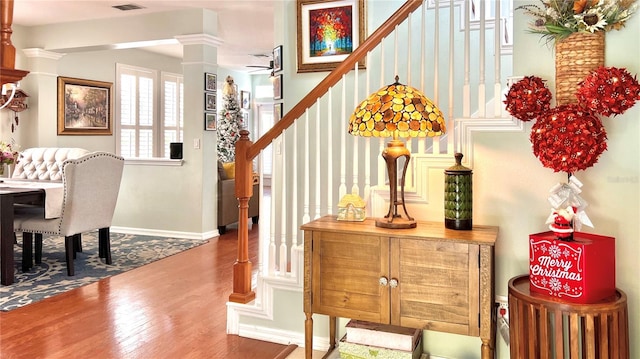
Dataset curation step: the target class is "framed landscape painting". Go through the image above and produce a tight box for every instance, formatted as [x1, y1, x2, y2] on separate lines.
[296, 0, 366, 73]
[57, 76, 113, 135]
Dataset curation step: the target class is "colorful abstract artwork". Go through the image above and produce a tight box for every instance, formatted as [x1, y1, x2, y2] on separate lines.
[297, 0, 365, 72]
[308, 6, 353, 57]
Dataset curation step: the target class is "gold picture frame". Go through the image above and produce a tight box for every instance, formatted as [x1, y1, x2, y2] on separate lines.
[57, 76, 113, 135]
[296, 0, 366, 73]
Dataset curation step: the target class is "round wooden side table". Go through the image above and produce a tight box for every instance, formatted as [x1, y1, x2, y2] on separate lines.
[508, 275, 629, 359]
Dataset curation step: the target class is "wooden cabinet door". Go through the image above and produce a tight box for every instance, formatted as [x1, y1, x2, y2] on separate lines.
[391, 237, 480, 336]
[311, 231, 390, 324]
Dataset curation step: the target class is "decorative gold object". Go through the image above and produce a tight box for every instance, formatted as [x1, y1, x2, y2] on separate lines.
[337, 191, 366, 222]
[349, 75, 446, 229]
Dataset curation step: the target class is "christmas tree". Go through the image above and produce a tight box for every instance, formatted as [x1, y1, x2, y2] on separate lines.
[217, 76, 242, 163]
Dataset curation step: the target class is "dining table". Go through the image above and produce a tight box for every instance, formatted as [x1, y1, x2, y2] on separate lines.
[0, 179, 63, 285]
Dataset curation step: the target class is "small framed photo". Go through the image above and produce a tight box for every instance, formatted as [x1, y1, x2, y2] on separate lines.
[274, 103, 283, 122]
[241, 90, 251, 110]
[205, 112, 216, 131]
[205, 92, 216, 111]
[273, 45, 283, 73]
[273, 74, 283, 100]
[205, 73, 217, 91]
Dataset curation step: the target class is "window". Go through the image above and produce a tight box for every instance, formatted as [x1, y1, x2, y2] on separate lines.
[116, 64, 183, 159]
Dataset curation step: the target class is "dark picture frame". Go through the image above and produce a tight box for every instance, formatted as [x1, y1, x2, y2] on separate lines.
[57, 76, 113, 135]
[274, 103, 283, 122]
[296, 0, 366, 73]
[205, 92, 216, 111]
[205, 112, 216, 131]
[205, 73, 217, 91]
[241, 90, 251, 110]
[273, 74, 283, 100]
[273, 45, 283, 73]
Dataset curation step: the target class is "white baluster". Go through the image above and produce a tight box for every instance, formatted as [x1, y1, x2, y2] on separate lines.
[463, 0, 471, 120]
[327, 88, 333, 215]
[494, 0, 503, 117]
[447, 0, 455, 154]
[280, 130, 287, 274]
[269, 136, 277, 276]
[478, 0, 486, 117]
[339, 75, 347, 200]
[351, 64, 359, 196]
[363, 60, 371, 202]
[315, 100, 321, 219]
[290, 120, 299, 278]
[302, 110, 310, 225]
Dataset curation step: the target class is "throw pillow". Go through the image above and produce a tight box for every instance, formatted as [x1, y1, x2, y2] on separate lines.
[222, 162, 235, 179]
[218, 161, 228, 180]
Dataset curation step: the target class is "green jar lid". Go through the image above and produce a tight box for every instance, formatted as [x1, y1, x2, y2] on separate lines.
[445, 153, 472, 174]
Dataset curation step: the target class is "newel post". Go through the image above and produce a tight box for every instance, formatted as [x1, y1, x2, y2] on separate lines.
[228, 129, 256, 303]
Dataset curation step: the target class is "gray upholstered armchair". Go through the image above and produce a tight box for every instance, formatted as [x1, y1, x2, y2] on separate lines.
[15, 152, 125, 276]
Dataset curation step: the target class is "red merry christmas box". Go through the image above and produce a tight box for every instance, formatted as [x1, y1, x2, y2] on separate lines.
[529, 231, 616, 303]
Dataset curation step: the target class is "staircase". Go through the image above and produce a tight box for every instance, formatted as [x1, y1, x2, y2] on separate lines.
[227, 0, 521, 348]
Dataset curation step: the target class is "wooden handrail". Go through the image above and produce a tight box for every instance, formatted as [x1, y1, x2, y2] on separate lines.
[247, 0, 423, 161]
[229, 0, 423, 304]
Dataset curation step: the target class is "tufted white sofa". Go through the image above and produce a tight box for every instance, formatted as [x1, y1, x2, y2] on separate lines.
[12, 148, 91, 181]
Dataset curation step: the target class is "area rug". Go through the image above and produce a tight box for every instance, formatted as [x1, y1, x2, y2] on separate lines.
[0, 232, 208, 311]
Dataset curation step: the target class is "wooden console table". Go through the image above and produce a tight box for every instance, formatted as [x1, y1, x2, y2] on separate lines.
[302, 216, 498, 359]
[508, 275, 629, 359]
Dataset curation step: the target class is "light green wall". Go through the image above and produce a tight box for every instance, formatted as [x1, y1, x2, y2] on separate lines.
[241, 1, 640, 358]
[6, 10, 252, 236]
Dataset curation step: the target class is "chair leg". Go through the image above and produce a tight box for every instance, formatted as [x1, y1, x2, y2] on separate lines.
[99, 227, 112, 265]
[70, 234, 82, 259]
[35, 233, 43, 264]
[73, 233, 83, 253]
[22, 232, 33, 272]
[64, 236, 75, 276]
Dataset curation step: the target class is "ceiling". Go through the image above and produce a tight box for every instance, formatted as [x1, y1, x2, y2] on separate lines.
[11, 0, 276, 73]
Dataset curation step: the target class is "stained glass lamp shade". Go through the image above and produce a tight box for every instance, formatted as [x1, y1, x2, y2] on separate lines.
[349, 76, 446, 228]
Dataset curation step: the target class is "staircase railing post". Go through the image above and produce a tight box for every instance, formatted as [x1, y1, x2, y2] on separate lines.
[228, 129, 256, 303]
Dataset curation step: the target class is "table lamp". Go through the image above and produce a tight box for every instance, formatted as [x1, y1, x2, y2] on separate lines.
[349, 76, 446, 228]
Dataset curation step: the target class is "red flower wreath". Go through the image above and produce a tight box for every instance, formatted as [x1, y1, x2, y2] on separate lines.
[530, 104, 608, 173]
[504, 76, 552, 121]
[576, 66, 640, 117]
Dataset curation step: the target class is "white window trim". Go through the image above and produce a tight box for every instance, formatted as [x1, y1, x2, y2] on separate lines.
[115, 63, 184, 165]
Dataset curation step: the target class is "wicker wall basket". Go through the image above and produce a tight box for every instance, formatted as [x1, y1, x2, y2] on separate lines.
[555, 32, 605, 105]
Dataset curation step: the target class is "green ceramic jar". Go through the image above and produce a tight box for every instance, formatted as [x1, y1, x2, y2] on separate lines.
[444, 153, 472, 230]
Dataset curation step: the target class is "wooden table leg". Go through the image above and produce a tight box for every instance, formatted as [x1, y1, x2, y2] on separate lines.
[329, 316, 337, 351]
[0, 195, 15, 285]
[305, 312, 313, 359]
[481, 338, 494, 359]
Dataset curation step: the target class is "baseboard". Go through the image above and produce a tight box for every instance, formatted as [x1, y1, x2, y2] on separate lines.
[111, 226, 218, 240]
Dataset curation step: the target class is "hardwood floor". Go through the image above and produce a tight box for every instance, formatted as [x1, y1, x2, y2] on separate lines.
[0, 223, 295, 359]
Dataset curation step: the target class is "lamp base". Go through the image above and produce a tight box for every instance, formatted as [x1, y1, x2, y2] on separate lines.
[375, 217, 417, 229]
